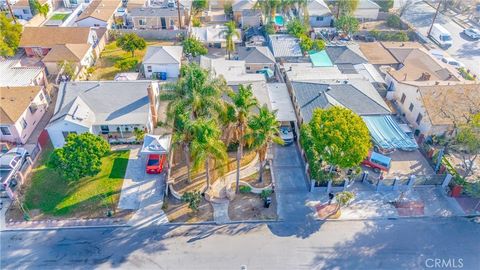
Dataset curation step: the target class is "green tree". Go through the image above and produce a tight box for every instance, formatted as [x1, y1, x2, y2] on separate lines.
[299, 34, 313, 52]
[254, 0, 280, 23]
[224, 0, 233, 18]
[330, 0, 359, 18]
[0, 13, 22, 57]
[452, 113, 480, 178]
[182, 37, 208, 57]
[386, 14, 402, 29]
[225, 85, 258, 193]
[170, 105, 195, 182]
[190, 118, 228, 190]
[264, 21, 276, 35]
[300, 107, 371, 171]
[286, 18, 308, 38]
[374, 0, 393, 12]
[334, 15, 360, 35]
[192, 0, 209, 16]
[32, 0, 49, 18]
[335, 191, 355, 210]
[246, 105, 283, 183]
[116, 33, 146, 57]
[223, 21, 240, 60]
[312, 39, 326, 51]
[114, 58, 138, 71]
[57, 60, 77, 78]
[181, 191, 202, 212]
[48, 133, 110, 181]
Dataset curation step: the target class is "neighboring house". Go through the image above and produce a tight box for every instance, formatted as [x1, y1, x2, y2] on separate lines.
[358, 42, 400, 68]
[0, 86, 49, 144]
[267, 34, 302, 60]
[191, 26, 242, 48]
[307, 0, 332, 27]
[11, 0, 52, 20]
[353, 0, 380, 20]
[325, 45, 368, 73]
[232, 0, 260, 27]
[63, 0, 90, 8]
[0, 58, 47, 87]
[200, 56, 265, 85]
[46, 81, 160, 148]
[75, 0, 121, 28]
[235, 46, 275, 73]
[142, 46, 182, 79]
[129, 6, 185, 30]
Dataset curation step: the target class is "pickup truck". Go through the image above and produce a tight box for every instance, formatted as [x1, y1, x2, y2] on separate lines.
[0, 148, 28, 198]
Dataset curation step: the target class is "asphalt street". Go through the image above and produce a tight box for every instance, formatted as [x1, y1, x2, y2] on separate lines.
[401, 1, 480, 75]
[1, 218, 479, 270]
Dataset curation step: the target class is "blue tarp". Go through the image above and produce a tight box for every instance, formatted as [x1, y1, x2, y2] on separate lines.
[362, 115, 418, 151]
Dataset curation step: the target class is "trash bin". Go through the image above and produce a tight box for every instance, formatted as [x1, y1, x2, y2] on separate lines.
[264, 197, 271, 208]
[450, 185, 463, 197]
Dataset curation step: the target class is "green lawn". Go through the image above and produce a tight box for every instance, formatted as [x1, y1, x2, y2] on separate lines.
[90, 40, 174, 80]
[24, 148, 130, 217]
[50, 13, 69, 21]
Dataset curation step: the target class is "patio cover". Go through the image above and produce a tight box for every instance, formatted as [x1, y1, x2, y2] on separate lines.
[140, 134, 172, 155]
[362, 115, 418, 151]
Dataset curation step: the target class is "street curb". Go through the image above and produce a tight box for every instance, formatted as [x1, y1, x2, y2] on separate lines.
[1, 224, 130, 232]
[162, 219, 282, 226]
[320, 213, 480, 222]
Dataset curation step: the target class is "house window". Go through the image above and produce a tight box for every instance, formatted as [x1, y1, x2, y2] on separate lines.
[316, 16, 324, 21]
[416, 113, 423, 125]
[23, 9, 30, 14]
[139, 19, 146, 26]
[20, 118, 27, 129]
[0, 126, 11, 136]
[400, 93, 406, 104]
[93, 24, 100, 27]
[147, 66, 152, 72]
[409, 103, 414, 112]
[62, 131, 77, 139]
[100, 125, 109, 134]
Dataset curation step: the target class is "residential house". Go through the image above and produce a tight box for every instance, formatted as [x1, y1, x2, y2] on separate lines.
[0, 86, 49, 144]
[307, 0, 332, 27]
[200, 56, 265, 85]
[129, 6, 185, 30]
[232, 0, 261, 27]
[325, 45, 368, 73]
[191, 25, 242, 48]
[142, 46, 183, 79]
[235, 46, 275, 73]
[75, 0, 121, 28]
[267, 34, 303, 60]
[63, 0, 90, 8]
[11, 0, 52, 20]
[353, 0, 380, 21]
[358, 42, 400, 68]
[0, 58, 47, 87]
[46, 81, 160, 148]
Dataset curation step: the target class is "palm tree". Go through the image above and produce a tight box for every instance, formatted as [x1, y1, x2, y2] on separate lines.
[225, 85, 258, 193]
[171, 105, 195, 183]
[223, 21, 240, 60]
[32, 0, 50, 18]
[190, 118, 228, 191]
[255, 0, 280, 23]
[246, 105, 284, 182]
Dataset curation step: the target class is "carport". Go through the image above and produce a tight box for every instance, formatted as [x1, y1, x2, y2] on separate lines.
[267, 83, 298, 141]
[362, 115, 418, 151]
[140, 134, 171, 157]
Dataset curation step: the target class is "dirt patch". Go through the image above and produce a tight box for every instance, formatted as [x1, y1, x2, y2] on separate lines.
[315, 203, 340, 220]
[241, 168, 272, 188]
[164, 195, 213, 223]
[228, 193, 277, 221]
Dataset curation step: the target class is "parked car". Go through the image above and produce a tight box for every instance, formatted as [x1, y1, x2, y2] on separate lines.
[146, 154, 166, 174]
[429, 23, 453, 48]
[441, 57, 465, 69]
[279, 126, 294, 145]
[463, 28, 480, 39]
[0, 148, 28, 195]
[361, 151, 391, 173]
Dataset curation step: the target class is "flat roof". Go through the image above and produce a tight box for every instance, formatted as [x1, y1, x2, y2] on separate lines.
[266, 83, 296, 122]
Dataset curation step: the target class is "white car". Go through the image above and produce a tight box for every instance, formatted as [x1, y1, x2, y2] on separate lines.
[463, 28, 480, 39]
[441, 57, 465, 69]
[279, 126, 294, 145]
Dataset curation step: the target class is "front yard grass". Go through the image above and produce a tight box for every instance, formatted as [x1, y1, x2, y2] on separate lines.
[50, 13, 69, 21]
[23, 146, 130, 218]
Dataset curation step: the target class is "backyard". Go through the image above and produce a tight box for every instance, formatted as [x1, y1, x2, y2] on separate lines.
[8, 145, 131, 220]
[50, 13, 70, 21]
[90, 40, 175, 80]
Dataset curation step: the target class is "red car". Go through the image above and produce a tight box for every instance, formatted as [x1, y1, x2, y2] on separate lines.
[146, 154, 166, 174]
[361, 151, 391, 173]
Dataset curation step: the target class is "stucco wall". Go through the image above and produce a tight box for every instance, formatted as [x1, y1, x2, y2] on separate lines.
[143, 63, 180, 79]
[47, 121, 91, 148]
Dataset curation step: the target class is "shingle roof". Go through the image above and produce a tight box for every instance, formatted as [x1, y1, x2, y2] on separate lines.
[325, 45, 368, 65]
[19, 27, 91, 47]
[359, 42, 398, 65]
[42, 44, 91, 62]
[268, 34, 302, 58]
[0, 86, 43, 124]
[76, 0, 120, 22]
[308, 0, 331, 16]
[291, 81, 390, 122]
[0, 59, 44, 87]
[236, 46, 275, 64]
[143, 46, 182, 64]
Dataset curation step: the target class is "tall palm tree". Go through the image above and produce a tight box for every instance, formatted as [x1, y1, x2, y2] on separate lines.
[225, 85, 258, 193]
[223, 21, 240, 60]
[190, 118, 228, 191]
[246, 105, 284, 182]
[170, 105, 194, 183]
[255, 0, 280, 23]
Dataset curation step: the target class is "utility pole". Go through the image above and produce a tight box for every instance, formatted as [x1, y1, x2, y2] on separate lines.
[5, 0, 17, 24]
[176, 0, 182, 29]
[427, 1, 442, 36]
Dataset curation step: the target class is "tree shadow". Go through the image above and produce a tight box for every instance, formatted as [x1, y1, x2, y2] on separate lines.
[109, 158, 129, 179]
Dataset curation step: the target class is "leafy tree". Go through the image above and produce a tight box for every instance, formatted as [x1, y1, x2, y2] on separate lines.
[264, 22, 276, 35]
[48, 133, 110, 181]
[330, 0, 359, 18]
[224, 0, 233, 18]
[116, 33, 146, 57]
[312, 39, 326, 51]
[300, 107, 371, 171]
[335, 191, 355, 209]
[334, 15, 360, 35]
[190, 118, 228, 191]
[191, 17, 201, 27]
[386, 14, 402, 29]
[374, 0, 393, 12]
[57, 60, 77, 78]
[114, 58, 138, 71]
[182, 37, 207, 57]
[452, 113, 480, 178]
[286, 18, 308, 38]
[133, 128, 145, 141]
[0, 13, 22, 57]
[181, 191, 202, 212]
[223, 21, 240, 60]
[224, 85, 258, 193]
[299, 34, 313, 52]
[246, 105, 283, 183]
[192, 0, 209, 16]
[32, 0, 49, 18]
[254, 0, 280, 23]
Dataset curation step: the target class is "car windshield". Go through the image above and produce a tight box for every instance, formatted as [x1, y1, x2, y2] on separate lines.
[147, 159, 159, 166]
[441, 35, 452, 41]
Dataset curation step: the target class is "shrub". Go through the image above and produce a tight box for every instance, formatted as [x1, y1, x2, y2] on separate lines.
[386, 14, 402, 29]
[264, 22, 276, 35]
[260, 189, 273, 200]
[239, 185, 252, 193]
[335, 191, 355, 207]
[114, 58, 138, 71]
[192, 17, 201, 27]
[312, 39, 326, 51]
[133, 128, 145, 141]
[287, 19, 308, 38]
[299, 34, 313, 52]
[181, 191, 202, 212]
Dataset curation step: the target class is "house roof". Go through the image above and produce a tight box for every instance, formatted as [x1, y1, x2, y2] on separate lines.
[284, 62, 365, 82]
[126, 0, 146, 10]
[232, 0, 256, 12]
[191, 26, 241, 43]
[236, 46, 275, 64]
[266, 83, 296, 122]
[0, 86, 43, 124]
[19, 27, 91, 47]
[42, 44, 91, 62]
[0, 59, 44, 87]
[325, 45, 368, 65]
[129, 6, 184, 17]
[76, 0, 120, 22]
[419, 83, 480, 126]
[308, 0, 331, 16]
[268, 34, 302, 58]
[49, 81, 155, 127]
[143, 46, 182, 64]
[358, 0, 380, 9]
[291, 81, 391, 122]
[359, 42, 399, 65]
[200, 56, 265, 85]
[13, 0, 48, 7]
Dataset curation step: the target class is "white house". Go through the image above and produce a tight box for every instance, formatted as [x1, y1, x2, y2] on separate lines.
[142, 46, 182, 79]
[308, 0, 333, 27]
[190, 26, 242, 48]
[46, 81, 160, 148]
[354, 0, 380, 21]
[74, 0, 121, 28]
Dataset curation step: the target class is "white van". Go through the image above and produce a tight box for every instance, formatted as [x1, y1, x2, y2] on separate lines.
[429, 23, 453, 48]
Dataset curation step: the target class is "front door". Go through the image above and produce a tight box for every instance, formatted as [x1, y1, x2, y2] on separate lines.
[161, 18, 166, 29]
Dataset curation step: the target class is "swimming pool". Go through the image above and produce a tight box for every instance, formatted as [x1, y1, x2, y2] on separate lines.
[274, 15, 284, 26]
[309, 50, 333, 67]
